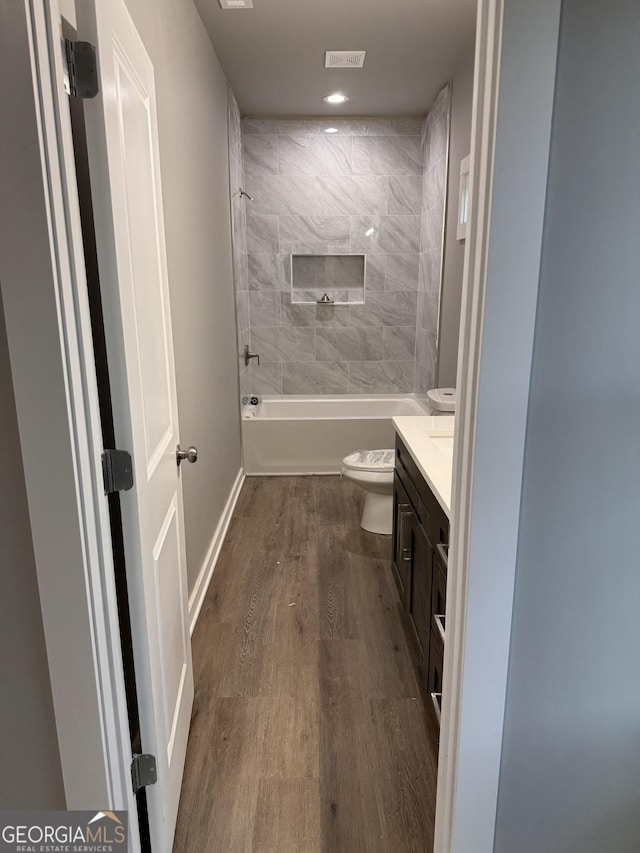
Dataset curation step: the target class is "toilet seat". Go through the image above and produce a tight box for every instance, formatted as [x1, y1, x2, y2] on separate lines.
[342, 449, 395, 473]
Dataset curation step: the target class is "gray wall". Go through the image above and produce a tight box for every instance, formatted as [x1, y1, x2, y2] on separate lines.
[494, 2, 640, 850]
[121, 0, 242, 594]
[238, 117, 430, 395]
[438, 49, 475, 388]
[0, 295, 65, 808]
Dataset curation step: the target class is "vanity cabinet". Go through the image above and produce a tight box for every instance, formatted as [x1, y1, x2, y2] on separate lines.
[392, 435, 450, 734]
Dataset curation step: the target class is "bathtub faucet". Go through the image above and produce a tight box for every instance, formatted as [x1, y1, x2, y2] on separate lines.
[244, 345, 260, 366]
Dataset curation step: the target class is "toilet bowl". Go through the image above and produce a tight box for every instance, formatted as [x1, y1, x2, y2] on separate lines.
[341, 449, 395, 535]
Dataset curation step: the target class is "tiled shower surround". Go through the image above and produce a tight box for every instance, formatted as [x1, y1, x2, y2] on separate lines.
[228, 93, 450, 397]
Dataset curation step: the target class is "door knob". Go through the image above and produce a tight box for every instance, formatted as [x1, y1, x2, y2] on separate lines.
[176, 444, 198, 467]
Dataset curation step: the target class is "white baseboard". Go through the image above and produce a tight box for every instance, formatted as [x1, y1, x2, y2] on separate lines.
[246, 470, 340, 476]
[188, 467, 245, 635]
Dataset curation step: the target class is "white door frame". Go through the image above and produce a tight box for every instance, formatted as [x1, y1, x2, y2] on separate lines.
[435, 0, 562, 851]
[4, 0, 562, 850]
[2, 0, 140, 843]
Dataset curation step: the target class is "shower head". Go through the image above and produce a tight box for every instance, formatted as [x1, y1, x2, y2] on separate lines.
[239, 188, 253, 200]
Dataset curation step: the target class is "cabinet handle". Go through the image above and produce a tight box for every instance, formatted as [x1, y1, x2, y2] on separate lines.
[399, 508, 413, 561]
[433, 613, 445, 644]
[430, 692, 442, 726]
[436, 542, 449, 568]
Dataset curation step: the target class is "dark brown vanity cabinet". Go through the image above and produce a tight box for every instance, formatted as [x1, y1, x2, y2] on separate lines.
[392, 435, 450, 732]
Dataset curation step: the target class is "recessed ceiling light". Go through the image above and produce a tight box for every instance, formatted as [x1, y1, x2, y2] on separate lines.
[324, 127, 339, 133]
[218, 0, 253, 8]
[323, 93, 349, 105]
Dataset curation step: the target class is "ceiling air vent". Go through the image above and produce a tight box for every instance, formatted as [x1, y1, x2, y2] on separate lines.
[218, 0, 253, 8]
[324, 51, 366, 69]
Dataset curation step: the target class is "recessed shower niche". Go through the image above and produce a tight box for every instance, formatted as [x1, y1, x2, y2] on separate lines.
[291, 254, 366, 304]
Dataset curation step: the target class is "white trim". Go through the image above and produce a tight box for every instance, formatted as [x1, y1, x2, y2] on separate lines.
[188, 468, 245, 634]
[434, 1, 504, 846]
[2, 0, 140, 832]
[434, 0, 562, 851]
[456, 155, 470, 241]
[245, 471, 339, 477]
[33, 0, 138, 819]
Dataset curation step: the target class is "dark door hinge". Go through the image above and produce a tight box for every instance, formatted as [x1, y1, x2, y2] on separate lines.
[131, 753, 157, 794]
[64, 38, 99, 99]
[102, 449, 134, 495]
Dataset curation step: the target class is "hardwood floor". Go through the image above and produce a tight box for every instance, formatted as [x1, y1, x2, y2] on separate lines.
[173, 476, 438, 853]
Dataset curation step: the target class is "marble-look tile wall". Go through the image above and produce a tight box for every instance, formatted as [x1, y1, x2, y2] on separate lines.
[240, 116, 425, 395]
[415, 86, 451, 397]
[227, 104, 450, 399]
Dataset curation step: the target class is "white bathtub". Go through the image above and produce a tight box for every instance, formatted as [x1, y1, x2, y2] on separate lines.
[241, 394, 430, 475]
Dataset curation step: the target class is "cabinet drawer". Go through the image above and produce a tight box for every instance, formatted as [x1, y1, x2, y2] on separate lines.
[434, 541, 449, 576]
[396, 435, 450, 547]
[432, 507, 450, 549]
[396, 436, 429, 517]
[431, 559, 447, 630]
[394, 448, 420, 514]
[428, 627, 444, 731]
[427, 502, 449, 552]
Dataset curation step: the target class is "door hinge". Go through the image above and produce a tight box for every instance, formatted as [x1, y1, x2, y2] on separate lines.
[102, 449, 134, 494]
[64, 38, 99, 99]
[131, 754, 157, 794]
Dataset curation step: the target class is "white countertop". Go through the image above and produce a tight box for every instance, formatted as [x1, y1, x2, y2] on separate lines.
[392, 416, 455, 518]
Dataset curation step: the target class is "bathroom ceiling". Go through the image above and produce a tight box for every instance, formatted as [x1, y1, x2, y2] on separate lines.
[194, 0, 477, 117]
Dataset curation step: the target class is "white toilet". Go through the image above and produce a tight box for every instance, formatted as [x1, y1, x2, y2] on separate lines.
[341, 449, 395, 535]
[342, 391, 456, 535]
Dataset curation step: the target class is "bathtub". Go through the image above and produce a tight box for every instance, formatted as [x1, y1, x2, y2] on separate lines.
[241, 394, 430, 475]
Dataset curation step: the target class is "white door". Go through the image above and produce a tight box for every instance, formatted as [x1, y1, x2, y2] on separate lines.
[77, 2, 194, 850]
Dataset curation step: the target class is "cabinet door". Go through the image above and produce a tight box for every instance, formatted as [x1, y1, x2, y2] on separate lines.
[392, 474, 414, 608]
[409, 517, 433, 661]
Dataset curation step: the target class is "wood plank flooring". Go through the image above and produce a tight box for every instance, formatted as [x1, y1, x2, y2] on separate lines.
[173, 476, 438, 853]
